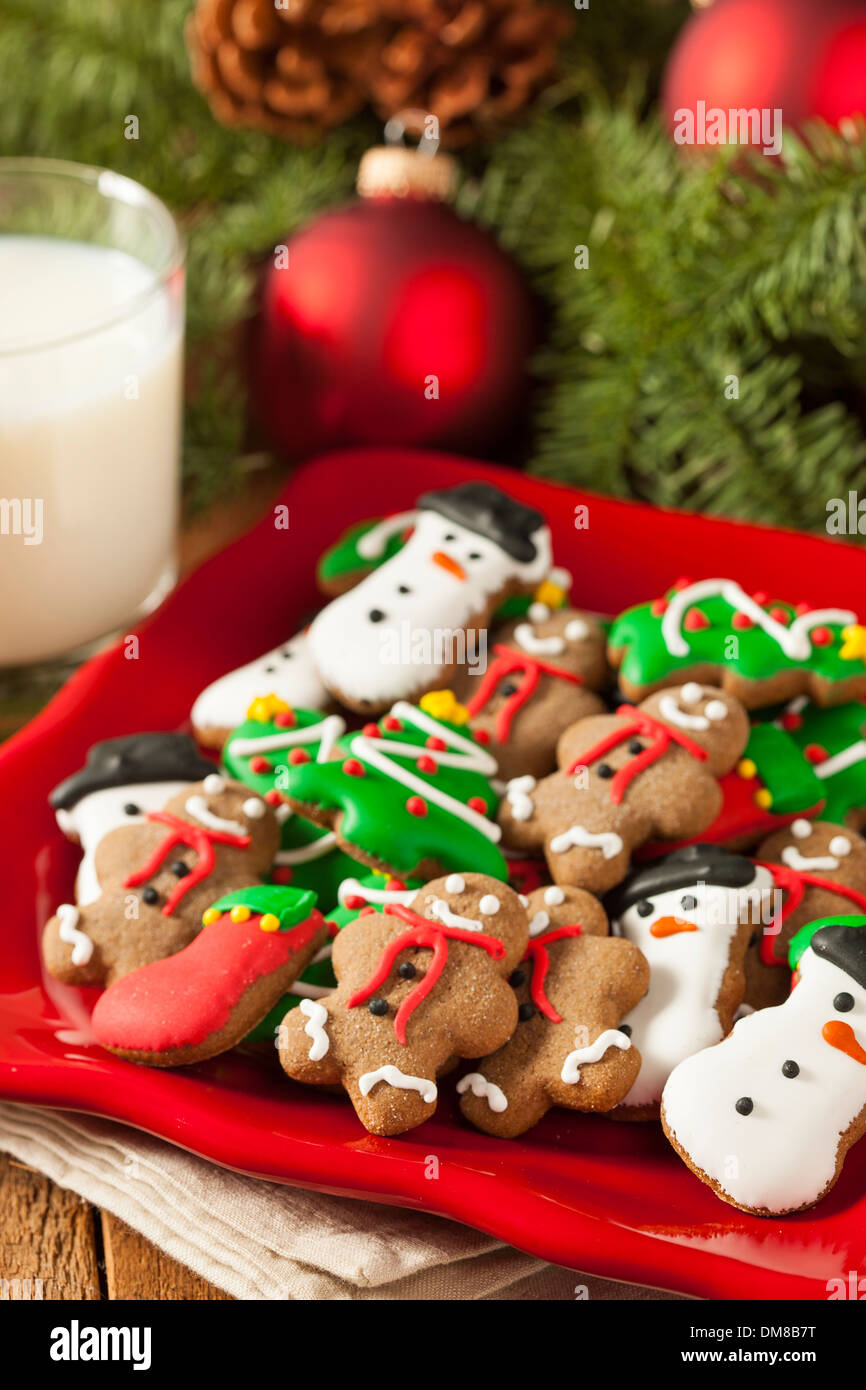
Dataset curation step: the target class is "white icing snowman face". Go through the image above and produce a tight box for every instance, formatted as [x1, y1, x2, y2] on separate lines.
[662, 944, 866, 1213]
[309, 510, 551, 704]
[56, 781, 189, 906]
[613, 869, 773, 1108]
[780, 818, 853, 872]
[191, 630, 328, 735]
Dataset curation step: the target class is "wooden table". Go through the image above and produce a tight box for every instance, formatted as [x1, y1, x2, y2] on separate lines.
[0, 461, 286, 1302]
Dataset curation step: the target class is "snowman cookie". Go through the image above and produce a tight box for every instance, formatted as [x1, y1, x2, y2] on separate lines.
[50, 733, 216, 907]
[608, 577, 866, 709]
[606, 845, 774, 1119]
[43, 774, 280, 987]
[458, 884, 647, 1137]
[191, 630, 329, 751]
[744, 819, 866, 1009]
[308, 482, 552, 713]
[452, 605, 609, 783]
[662, 914, 866, 1214]
[316, 512, 417, 596]
[278, 874, 530, 1135]
[498, 684, 750, 894]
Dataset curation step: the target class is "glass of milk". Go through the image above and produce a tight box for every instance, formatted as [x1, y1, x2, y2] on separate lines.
[0, 159, 184, 670]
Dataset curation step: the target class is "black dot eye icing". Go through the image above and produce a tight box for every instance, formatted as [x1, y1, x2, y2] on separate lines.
[636, 900, 654, 917]
[467, 551, 482, 560]
[628, 739, 643, 754]
[597, 763, 614, 779]
[680, 895, 698, 912]
[834, 992, 855, 1013]
[619, 1024, 632, 1037]
[123, 802, 141, 816]
[397, 584, 412, 594]
[368, 609, 386, 623]
[281, 649, 294, 659]
[735, 1097, 753, 1116]
[518, 1001, 536, 1022]
[782, 1060, 799, 1078]
[368, 998, 389, 1016]
[443, 532, 456, 542]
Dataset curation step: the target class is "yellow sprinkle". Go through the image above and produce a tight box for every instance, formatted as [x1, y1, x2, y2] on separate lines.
[202, 907, 221, 926]
[533, 580, 567, 609]
[754, 789, 773, 809]
[737, 758, 757, 780]
[230, 904, 251, 923]
[246, 693, 292, 723]
[259, 913, 281, 933]
[840, 624, 866, 662]
[419, 689, 469, 725]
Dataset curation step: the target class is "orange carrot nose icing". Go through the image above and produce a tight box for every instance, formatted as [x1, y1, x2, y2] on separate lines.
[649, 915, 698, 938]
[431, 551, 467, 581]
[822, 1019, 866, 1065]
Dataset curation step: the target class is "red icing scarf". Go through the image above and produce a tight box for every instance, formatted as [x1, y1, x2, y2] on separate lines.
[755, 859, 866, 967]
[124, 810, 252, 917]
[522, 925, 584, 1023]
[566, 704, 708, 805]
[466, 644, 582, 744]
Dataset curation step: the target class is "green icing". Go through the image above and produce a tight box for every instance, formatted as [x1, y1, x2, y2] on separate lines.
[223, 709, 360, 911]
[743, 722, 824, 815]
[788, 914, 866, 971]
[316, 518, 407, 588]
[207, 883, 317, 929]
[773, 700, 866, 825]
[609, 582, 865, 691]
[284, 707, 507, 880]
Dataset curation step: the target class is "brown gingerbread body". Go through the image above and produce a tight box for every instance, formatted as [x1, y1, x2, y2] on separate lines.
[278, 873, 529, 1135]
[42, 777, 280, 987]
[497, 686, 749, 894]
[453, 605, 609, 782]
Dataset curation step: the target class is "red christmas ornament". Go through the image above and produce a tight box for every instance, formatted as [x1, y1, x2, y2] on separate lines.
[663, 0, 866, 152]
[250, 125, 536, 459]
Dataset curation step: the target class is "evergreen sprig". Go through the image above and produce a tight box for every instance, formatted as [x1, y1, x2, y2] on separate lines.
[3, 0, 864, 534]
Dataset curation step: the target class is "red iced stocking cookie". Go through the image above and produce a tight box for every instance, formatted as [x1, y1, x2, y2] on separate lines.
[278, 873, 529, 1135]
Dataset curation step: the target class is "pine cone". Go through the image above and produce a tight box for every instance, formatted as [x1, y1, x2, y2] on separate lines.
[187, 0, 574, 146]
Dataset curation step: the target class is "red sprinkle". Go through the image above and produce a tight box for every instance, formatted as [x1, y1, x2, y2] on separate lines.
[249, 755, 271, 774]
[383, 716, 403, 732]
[271, 865, 293, 884]
[752, 590, 769, 606]
[672, 576, 693, 591]
[780, 712, 803, 731]
[345, 894, 366, 910]
[794, 602, 812, 616]
[426, 736, 446, 751]
[359, 906, 376, 916]
[264, 789, 284, 805]
[289, 748, 311, 765]
[342, 758, 365, 777]
[362, 722, 380, 738]
[406, 796, 428, 817]
[650, 598, 668, 617]
[417, 755, 437, 774]
[386, 878, 407, 891]
[684, 607, 710, 631]
[804, 743, 829, 764]
[274, 711, 297, 728]
[326, 920, 340, 937]
[811, 626, 833, 646]
[468, 796, 487, 814]
[473, 728, 491, 744]
[732, 611, 754, 630]
[768, 606, 790, 625]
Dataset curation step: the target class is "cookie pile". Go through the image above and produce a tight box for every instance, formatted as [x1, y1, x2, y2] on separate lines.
[42, 483, 866, 1217]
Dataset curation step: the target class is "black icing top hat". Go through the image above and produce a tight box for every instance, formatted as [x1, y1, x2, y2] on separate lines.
[50, 733, 215, 811]
[417, 483, 546, 563]
[605, 844, 759, 920]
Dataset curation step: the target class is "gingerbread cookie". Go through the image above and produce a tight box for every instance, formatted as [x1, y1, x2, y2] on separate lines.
[452, 604, 609, 782]
[308, 483, 552, 713]
[458, 884, 647, 1137]
[50, 733, 215, 907]
[191, 630, 329, 751]
[278, 873, 529, 1135]
[608, 577, 866, 710]
[43, 774, 280, 987]
[606, 846, 773, 1119]
[279, 693, 507, 882]
[498, 685, 750, 894]
[662, 914, 866, 1215]
[91, 885, 328, 1067]
[744, 819, 866, 1009]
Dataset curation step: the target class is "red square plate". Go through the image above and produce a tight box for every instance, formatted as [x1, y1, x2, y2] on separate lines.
[2, 449, 865, 1300]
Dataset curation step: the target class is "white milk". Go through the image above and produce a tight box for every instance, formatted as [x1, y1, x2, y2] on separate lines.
[0, 237, 183, 664]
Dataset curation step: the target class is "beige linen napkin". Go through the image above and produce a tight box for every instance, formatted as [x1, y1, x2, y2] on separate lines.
[0, 1102, 681, 1301]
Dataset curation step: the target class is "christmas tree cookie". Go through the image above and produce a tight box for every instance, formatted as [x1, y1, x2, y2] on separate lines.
[768, 696, 866, 830]
[91, 884, 328, 1066]
[608, 577, 866, 709]
[279, 692, 508, 882]
[222, 697, 359, 911]
[662, 914, 866, 1215]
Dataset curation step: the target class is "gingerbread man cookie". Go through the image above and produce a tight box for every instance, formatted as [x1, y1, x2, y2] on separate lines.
[452, 604, 609, 782]
[458, 884, 647, 1137]
[744, 819, 866, 1009]
[498, 684, 750, 894]
[278, 873, 529, 1135]
[43, 774, 280, 987]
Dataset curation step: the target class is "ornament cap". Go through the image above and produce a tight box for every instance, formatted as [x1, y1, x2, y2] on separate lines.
[357, 146, 457, 202]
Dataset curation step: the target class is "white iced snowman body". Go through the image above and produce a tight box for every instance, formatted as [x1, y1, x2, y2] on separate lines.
[662, 945, 866, 1212]
[309, 509, 552, 707]
[613, 870, 773, 1108]
[56, 782, 188, 906]
[191, 631, 328, 738]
